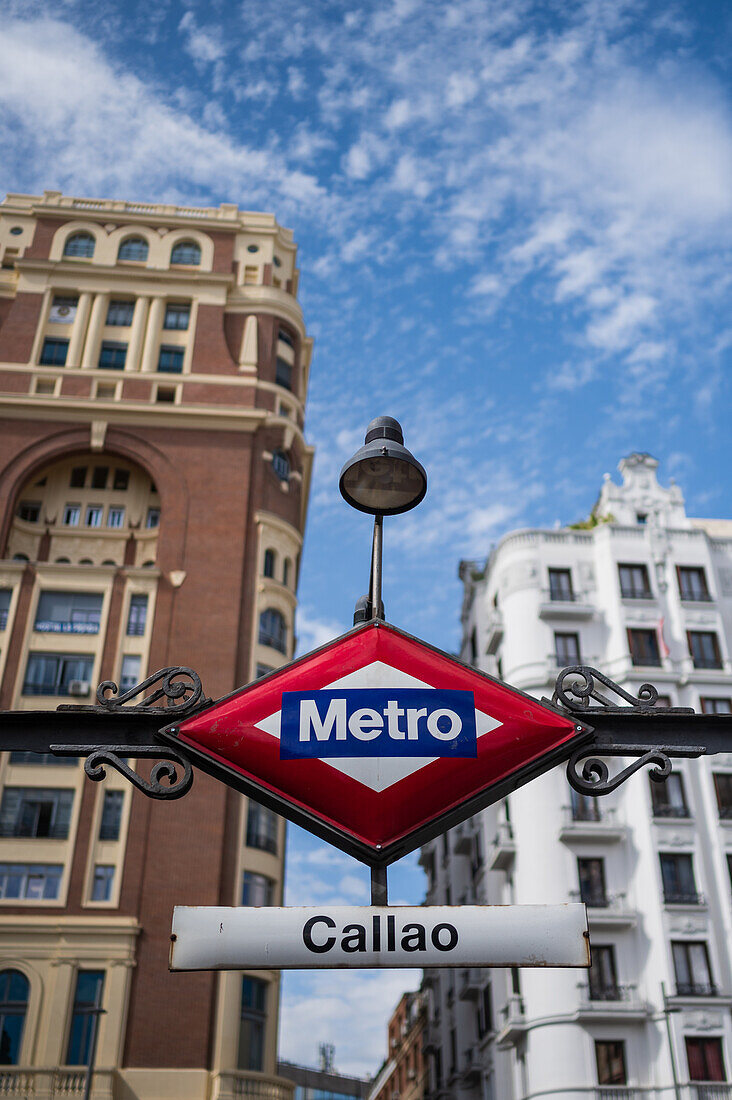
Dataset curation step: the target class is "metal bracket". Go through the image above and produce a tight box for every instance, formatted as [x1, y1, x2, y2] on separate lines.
[59, 666, 211, 716]
[52, 745, 194, 800]
[551, 665, 707, 797]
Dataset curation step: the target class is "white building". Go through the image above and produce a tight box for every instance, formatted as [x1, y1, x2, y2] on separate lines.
[421, 454, 732, 1100]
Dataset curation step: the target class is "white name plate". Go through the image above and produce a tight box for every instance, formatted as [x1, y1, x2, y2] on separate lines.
[170, 904, 589, 970]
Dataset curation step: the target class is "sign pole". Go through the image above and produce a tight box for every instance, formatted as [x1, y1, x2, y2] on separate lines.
[371, 864, 388, 905]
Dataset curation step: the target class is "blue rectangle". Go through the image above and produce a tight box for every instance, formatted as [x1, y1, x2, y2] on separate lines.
[280, 688, 477, 759]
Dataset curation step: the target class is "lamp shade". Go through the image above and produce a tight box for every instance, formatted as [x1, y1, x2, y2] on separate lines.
[339, 417, 427, 516]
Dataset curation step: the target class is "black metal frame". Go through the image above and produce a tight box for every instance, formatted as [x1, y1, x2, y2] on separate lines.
[0, 661, 730, 874]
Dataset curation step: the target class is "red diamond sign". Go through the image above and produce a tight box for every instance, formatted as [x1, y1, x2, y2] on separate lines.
[160, 622, 590, 864]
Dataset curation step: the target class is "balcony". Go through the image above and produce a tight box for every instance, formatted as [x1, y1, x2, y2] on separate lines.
[663, 891, 706, 909]
[560, 805, 629, 843]
[461, 1047, 481, 1086]
[576, 982, 650, 1022]
[539, 591, 596, 620]
[485, 608, 503, 655]
[488, 821, 515, 871]
[675, 982, 718, 998]
[452, 820, 473, 855]
[570, 890, 637, 928]
[458, 968, 484, 1001]
[214, 1072, 295, 1099]
[495, 994, 526, 1049]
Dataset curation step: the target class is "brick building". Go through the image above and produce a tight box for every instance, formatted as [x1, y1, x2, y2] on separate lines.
[369, 990, 426, 1100]
[0, 190, 314, 1098]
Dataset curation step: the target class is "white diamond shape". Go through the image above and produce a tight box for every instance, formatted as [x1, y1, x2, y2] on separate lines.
[254, 660, 502, 792]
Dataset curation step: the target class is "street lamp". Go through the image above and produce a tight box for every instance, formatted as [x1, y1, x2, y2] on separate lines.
[339, 416, 427, 624]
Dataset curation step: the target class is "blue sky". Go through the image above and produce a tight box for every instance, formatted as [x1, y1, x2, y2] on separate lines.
[2, 0, 732, 1076]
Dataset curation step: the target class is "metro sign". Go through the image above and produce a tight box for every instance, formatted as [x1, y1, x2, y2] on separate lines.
[160, 621, 591, 864]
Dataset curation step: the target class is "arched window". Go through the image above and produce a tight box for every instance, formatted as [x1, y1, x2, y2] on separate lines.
[117, 237, 149, 262]
[283, 558, 291, 587]
[0, 969, 29, 1065]
[63, 233, 95, 259]
[263, 549, 276, 578]
[272, 451, 290, 482]
[259, 608, 286, 653]
[170, 240, 201, 266]
[12, 554, 28, 563]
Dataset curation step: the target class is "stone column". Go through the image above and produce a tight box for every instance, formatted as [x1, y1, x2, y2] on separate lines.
[81, 293, 109, 368]
[239, 315, 258, 373]
[126, 296, 150, 371]
[66, 291, 92, 367]
[140, 297, 165, 372]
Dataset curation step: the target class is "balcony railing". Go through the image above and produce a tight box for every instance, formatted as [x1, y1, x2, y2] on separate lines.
[0, 823, 69, 839]
[214, 1072, 295, 1100]
[652, 803, 691, 818]
[663, 891, 705, 906]
[585, 982, 636, 1003]
[675, 982, 718, 997]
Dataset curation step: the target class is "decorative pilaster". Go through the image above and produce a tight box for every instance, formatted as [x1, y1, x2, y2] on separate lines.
[127, 296, 150, 371]
[66, 291, 92, 367]
[140, 297, 165, 372]
[81, 293, 109, 368]
[239, 315, 258, 373]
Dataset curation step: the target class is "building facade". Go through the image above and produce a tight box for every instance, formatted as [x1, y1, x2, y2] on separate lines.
[369, 990, 426, 1100]
[422, 454, 732, 1099]
[0, 190, 314, 1098]
[278, 1047, 371, 1099]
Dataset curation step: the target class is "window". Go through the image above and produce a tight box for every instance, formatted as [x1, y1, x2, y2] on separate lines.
[62, 504, 80, 526]
[23, 653, 93, 696]
[713, 774, 732, 819]
[477, 982, 492, 1038]
[578, 858, 607, 907]
[98, 341, 127, 370]
[35, 592, 103, 635]
[90, 865, 114, 902]
[34, 378, 57, 396]
[283, 558, 291, 587]
[589, 945, 618, 1000]
[688, 631, 723, 670]
[259, 608, 286, 652]
[0, 787, 73, 839]
[246, 802, 278, 854]
[636, 512, 648, 524]
[618, 563, 652, 599]
[241, 871, 275, 907]
[701, 697, 732, 714]
[548, 568, 573, 601]
[9, 752, 76, 766]
[163, 303, 190, 330]
[628, 627, 661, 666]
[243, 265, 258, 284]
[673, 941, 715, 997]
[275, 357, 292, 390]
[145, 507, 160, 529]
[126, 595, 148, 636]
[278, 328, 294, 348]
[595, 1040, 627, 1086]
[0, 865, 62, 900]
[70, 466, 86, 488]
[16, 501, 39, 523]
[239, 977, 266, 1071]
[170, 240, 201, 265]
[119, 656, 141, 693]
[255, 664, 274, 679]
[106, 300, 135, 327]
[272, 451, 290, 482]
[155, 385, 177, 404]
[91, 466, 108, 489]
[0, 970, 29, 1065]
[66, 971, 104, 1065]
[554, 632, 580, 665]
[40, 338, 68, 366]
[157, 346, 184, 373]
[99, 791, 123, 841]
[654, 694, 673, 707]
[660, 853, 700, 904]
[686, 1037, 726, 1083]
[108, 506, 125, 528]
[677, 566, 711, 601]
[0, 591, 10, 632]
[63, 233, 95, 258]
[570, 789, 601, 822]
[85, 505, 103, 528]
[113, 469, 129, 491]
[117, 237, 148, 262]
[650, 773, 689, 818]
[263, 549, 276, 578]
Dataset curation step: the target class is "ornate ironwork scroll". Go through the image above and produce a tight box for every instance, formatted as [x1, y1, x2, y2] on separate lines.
[52, 745, 194, 800]
[566, 743, 673, 796]
[555, 665, 668, 713]
[95, 667, 209, 715]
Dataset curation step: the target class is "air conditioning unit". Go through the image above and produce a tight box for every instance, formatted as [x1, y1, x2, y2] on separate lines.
[68, 680, 90, 696]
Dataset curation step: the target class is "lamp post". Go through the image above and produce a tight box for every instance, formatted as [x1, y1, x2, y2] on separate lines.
[339, 416, 427, 624]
